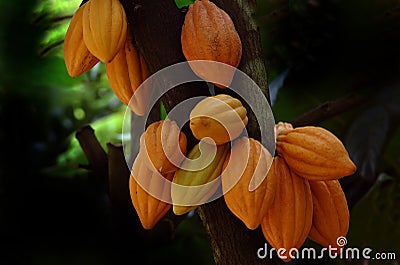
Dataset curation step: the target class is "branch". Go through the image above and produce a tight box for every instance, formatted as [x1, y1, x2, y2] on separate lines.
[291, 93, 367, 127]
[197, 200, 282, 265]
[214, 0, 270, 100]
[107, 142, 142, 243]
[107, 143, 131, 208]
[75, 125, 108, 186]
[38, 40, 64, 58]
[50, 15, 73, 23]
[212, 0, 271, 142]
[256, 4, 289, 24]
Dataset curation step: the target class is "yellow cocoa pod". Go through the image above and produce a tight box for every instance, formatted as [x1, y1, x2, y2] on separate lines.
[64, 3, 99, 77]
[82, 0, 127, 63]
[276, 126, 356, 180]
[308, 180, 349, 252]
[171, 141, 229, 215]
[222, 137, 275, 230]
[106, 34, 151, 115]
[261, 157, 313, 262]
[129, 153, 173, 230]
[140, 120, 187, 174]
[190, 94, 248, 145]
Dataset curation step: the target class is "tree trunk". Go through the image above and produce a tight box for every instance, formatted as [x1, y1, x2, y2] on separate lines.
[119, 0, 281, 264]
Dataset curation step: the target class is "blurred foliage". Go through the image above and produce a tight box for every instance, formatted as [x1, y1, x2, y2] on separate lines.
[33, 0, 82, 56]
[347, 174, 400, 264]
[46, 108, 126, 178]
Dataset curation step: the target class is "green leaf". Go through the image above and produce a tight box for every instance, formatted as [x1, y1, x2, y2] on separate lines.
[347, 174, 400, 253]
[161, 102, 168, 120]
[175, 0, 194, 9]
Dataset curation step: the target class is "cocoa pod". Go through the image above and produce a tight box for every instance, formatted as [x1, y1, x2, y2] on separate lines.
[64, 3, 99, 77]
[140, 120, 187, 174]
[274, 121, 293, 139]
[181, 0, 242, 88]
[129, 153, 173, 230]
[276, 126, 356, 180]
[308, 179, 349, 252]
[106, 34, 151, 115]
[171, 141, 229, 215]
[222, 137, 275, 230]
[190, 94, 248, 145]
[82, 0, 127, 63]
[261, 157, 313, 262]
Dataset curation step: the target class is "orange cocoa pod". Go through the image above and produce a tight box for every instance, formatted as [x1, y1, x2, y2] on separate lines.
[181, 0, 242, 88]
[190, 94, 248, 145]
[106, 33, 151, 115]
[141, 120, 187, 174]
[308, 180, 349, 252]
[276, 126, 356, 180]
[221, 137, 275, 230]
[129, 153, 173, 230]
[274, 121, 293, 139]
[64, 3, 99, 77]
[261, 157, 313, 262]
[82, 0, 127, 63]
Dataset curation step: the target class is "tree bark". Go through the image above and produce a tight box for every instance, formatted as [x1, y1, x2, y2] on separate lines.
[76, 125, 108, 187]
[291, 93, 366, 127]
[120, 0, 280, 264]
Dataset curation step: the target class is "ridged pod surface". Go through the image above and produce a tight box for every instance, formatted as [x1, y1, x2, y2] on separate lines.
[141, 120, 187, 174]
[82, 0, 127, 63]
[129, 153, 173, 230]
[171, 141, 229, 215]
[106, 34, 151, 115]
[181, 0, 242, 88]
[276, 126, 356, 180]
[261, 157, 313, 262]
[308, 180, 349, 251]
[221, 137, 275, 230]
[190, 94, 248, 145]
[64, 3, 99, 77]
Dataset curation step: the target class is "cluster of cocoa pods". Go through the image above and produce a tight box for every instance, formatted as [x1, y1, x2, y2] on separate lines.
[64, 0, 150, 115]
[129, 94, 246, 228]
[262, 122, 356, 261]
[129, 93, 356, 262]
[64, 0, 357, 262]
[64, 0, 242, 115]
